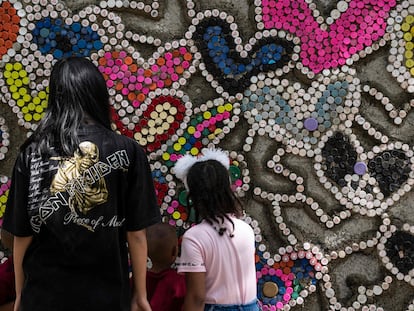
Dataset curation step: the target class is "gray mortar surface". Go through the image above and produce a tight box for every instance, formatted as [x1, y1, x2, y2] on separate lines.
[0, 0, 413, 310]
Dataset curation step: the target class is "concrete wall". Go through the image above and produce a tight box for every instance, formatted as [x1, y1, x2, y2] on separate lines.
[0, 0, 413, 309]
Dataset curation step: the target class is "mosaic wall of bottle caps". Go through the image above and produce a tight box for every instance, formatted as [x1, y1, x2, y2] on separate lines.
[1, 0, 414, 309]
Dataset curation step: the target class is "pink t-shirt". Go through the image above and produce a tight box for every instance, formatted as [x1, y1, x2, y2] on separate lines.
[177, 216, 257, 304]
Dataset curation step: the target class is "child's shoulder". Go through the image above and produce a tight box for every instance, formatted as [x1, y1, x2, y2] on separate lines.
[183, 221, 213, 235]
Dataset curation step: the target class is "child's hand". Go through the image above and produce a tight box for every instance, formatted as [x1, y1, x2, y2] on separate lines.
[13, 296, 20, 311]
[130, 294, 152, 311]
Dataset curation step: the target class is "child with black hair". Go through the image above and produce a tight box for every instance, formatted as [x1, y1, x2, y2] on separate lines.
[174, 149, 259, 311]
[146, 222, 186, 311]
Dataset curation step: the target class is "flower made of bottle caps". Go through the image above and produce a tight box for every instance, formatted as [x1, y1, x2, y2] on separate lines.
[254, 240, 328, 310]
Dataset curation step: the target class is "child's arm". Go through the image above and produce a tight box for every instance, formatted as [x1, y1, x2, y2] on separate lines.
[127, 230, 152, 311]
[13, 236, 32, 311]
[0, 302, 14, 311]
[183, 272, 206, 311]
[0, 229, 14, 251]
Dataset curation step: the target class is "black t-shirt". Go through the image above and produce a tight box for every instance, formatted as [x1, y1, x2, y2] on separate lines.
[3, 123, 161, 311]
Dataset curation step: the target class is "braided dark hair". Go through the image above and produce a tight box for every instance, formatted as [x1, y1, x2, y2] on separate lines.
[186, 159, 243, 234]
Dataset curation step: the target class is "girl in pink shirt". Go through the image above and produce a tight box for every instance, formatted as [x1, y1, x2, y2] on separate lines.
[174, 149, 260, 311]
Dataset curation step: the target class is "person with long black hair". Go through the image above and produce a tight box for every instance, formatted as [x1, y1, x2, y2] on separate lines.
[174, 149, 259, 311]
[3, 57, 160, 311]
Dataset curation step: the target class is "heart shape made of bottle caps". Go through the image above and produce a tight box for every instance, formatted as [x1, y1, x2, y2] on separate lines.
[192, 17, 293, 96]
[258, 0, 396, 73]
[111, 95, 187, 153]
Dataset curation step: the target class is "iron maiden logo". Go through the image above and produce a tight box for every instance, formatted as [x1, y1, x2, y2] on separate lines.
[30, 149, 129, 233]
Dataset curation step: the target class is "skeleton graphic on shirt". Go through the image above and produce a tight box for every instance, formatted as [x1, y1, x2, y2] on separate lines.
[50, 141, 108, 216]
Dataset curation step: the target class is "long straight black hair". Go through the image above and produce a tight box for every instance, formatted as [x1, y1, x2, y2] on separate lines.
[186, 159, 243, 230]
[23, 57, 111, 157]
